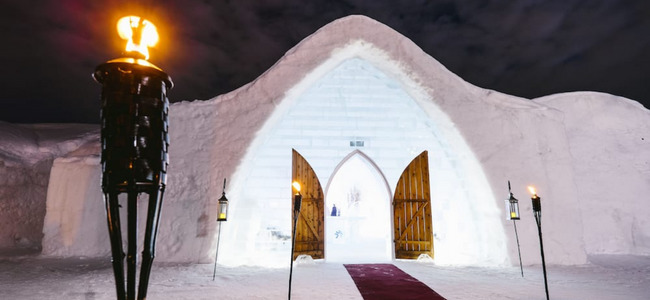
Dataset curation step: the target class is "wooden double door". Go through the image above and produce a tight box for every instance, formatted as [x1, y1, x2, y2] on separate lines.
[291, 149, 433, 260]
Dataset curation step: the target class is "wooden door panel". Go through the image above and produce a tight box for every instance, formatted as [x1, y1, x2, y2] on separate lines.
[292, 149, 324, 259]
[393, 151, 433, 259]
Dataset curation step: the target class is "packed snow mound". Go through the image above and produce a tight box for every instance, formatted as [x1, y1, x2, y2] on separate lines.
[535, 92, 650, 256]
[0, 122, 40, 166]
[6, 15, 650, 269]
[0, 121, 98, 252]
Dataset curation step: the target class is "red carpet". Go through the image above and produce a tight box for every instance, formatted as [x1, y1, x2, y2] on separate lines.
[344, 264, 446, 300]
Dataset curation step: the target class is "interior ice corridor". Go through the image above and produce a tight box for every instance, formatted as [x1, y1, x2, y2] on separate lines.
[325, 151, 392, 262]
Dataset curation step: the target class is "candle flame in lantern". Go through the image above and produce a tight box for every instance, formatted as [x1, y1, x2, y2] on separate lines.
[117, 16, 159, 60]
[528, 186, 537, 196]
[292, 181, 301, 192]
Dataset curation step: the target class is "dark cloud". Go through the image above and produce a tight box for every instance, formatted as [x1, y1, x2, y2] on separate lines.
[0, 0, 648, 124]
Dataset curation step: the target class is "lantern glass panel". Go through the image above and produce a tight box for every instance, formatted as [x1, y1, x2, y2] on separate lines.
[217, 199, 228, 221]
[505, 199, 520, 220]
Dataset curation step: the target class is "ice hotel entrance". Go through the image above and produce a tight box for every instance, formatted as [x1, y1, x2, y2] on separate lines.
[292, 149, 433, 262]
[219, 56, 505, 267]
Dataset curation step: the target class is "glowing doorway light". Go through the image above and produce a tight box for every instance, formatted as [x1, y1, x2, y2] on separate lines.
[325, 154, 391, 263]
[117, 16, 159, 60]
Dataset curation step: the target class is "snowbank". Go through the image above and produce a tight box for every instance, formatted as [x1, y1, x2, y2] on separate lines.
[0, 121, 98, 252]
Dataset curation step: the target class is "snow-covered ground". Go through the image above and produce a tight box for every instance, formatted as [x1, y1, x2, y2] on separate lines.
[1, 253, 648, 299]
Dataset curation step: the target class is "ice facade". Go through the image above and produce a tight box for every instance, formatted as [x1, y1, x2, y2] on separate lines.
[219, 58, 506, 267]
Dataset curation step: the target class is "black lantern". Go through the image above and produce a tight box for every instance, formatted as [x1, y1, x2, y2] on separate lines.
[529, 186, 549, 300]
[505, 181, 520, 220]
[212, 178, 228, 280]
[217, 178, 229, 221]
[93, 16, 172, 300]
[505, 181, 523, 277]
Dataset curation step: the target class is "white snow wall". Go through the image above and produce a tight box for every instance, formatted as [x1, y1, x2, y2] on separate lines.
[537, 93, 650, 256]
[38, 15, 650, 265]
[42, 154, 107, 256]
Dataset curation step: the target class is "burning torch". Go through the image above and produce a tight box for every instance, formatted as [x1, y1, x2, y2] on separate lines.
[93, 16, 172, 300]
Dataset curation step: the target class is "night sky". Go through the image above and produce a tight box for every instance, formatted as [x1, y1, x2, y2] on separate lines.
[1, 0, 649, 124]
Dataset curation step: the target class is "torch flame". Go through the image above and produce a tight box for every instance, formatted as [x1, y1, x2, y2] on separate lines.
[117, 16, 159, 60]
[292, 181, 301, 192]
[527, 185, 537, 196]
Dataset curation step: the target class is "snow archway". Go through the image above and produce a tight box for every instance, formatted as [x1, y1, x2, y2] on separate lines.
[325, 151, 392, 262]
[221, 47, 507, 267]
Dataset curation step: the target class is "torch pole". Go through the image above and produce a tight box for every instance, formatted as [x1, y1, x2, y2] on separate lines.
[288, 192, 302, 300]
[212, 222, 223, 281]
[512, 220, 524, 277]
[535, 212, 549, 300]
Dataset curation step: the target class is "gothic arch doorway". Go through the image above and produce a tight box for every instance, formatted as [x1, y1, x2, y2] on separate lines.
[324, 150, 393, 262]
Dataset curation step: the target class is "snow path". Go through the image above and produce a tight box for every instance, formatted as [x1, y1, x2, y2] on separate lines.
[1, 255, 648, 299]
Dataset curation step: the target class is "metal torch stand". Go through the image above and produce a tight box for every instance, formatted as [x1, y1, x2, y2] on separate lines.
[512, 220, 524, 277]
[94, 59, 172, 300]
[212, 222, 223, 281]
[535, 211, 549, 300]
[288, 194, 302, 300]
